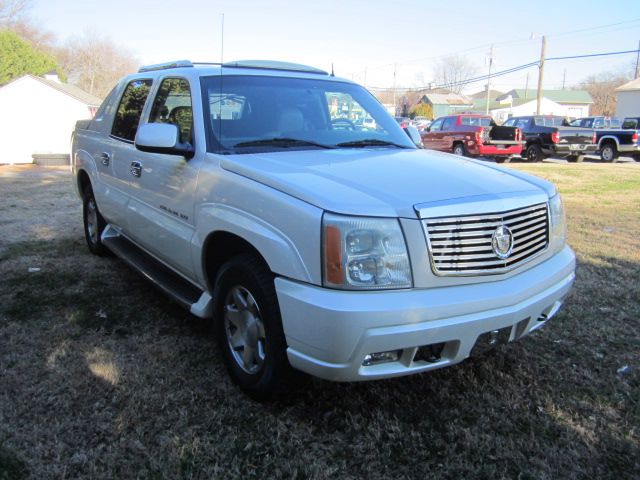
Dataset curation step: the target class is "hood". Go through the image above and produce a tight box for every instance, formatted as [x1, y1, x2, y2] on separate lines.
[221, 148, 553, 217]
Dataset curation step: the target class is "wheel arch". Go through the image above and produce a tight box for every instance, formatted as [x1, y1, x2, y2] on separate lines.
[598, 136, 619, 150]
[195, 204, 316, 292]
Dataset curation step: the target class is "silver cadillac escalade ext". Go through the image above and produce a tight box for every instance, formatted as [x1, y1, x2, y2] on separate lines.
[72, 60, 575, 399]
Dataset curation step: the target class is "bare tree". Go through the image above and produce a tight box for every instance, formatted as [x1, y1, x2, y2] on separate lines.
[57, 32, 139, 98]
[578, 71, 631, 116]
[0, 0, 30, 25]
[432, 54, 478, 94]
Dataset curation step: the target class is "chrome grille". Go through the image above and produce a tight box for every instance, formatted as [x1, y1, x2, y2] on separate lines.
[423, 203, 549, 275]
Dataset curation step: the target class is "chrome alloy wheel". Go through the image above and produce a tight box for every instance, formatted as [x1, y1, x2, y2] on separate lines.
[224, 286, 266, 374]
[601, 145, 615, 162]
[86, 198, 99, 245]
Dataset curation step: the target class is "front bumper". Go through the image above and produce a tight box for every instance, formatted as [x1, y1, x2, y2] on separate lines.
[276, 246, 575, 382]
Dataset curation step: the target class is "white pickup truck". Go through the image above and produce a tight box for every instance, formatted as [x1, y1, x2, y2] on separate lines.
[72, 60, 575, 399]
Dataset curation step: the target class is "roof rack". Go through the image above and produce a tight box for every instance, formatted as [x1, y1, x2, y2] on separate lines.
[222, 60, 328, 75]
[138, 60, 194, 73]
[138, 59, 328, 75]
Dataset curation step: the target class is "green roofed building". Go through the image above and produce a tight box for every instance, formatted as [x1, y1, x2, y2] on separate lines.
[495, 89, 592, 118]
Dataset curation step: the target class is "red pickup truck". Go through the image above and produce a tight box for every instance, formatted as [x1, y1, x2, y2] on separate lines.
[421, 114, 524, 162]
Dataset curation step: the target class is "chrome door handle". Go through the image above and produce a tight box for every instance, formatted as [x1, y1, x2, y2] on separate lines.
[130, 161, 142, 177]
[100, 152, 110, 166]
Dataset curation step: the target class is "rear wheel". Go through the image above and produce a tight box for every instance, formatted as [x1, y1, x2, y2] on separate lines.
[600, 143, 618, 162]
[524, 144, 543, 162]
[82, 185, 108, 256]
[213, 254, 291, 400]
[452, 143, 466, 156]
[567, 155, 584, 163]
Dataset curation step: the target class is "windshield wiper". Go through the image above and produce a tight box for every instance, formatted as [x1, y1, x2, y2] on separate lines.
[233, 137, 335, 149]
[336, 139, 411, 149]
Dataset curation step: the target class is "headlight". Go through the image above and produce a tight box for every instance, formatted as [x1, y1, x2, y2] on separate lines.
[322, 213, 412, 290]
[549, 193, 566, 250]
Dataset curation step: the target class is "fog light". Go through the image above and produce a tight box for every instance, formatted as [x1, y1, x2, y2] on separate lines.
[362, 350, 401, 366]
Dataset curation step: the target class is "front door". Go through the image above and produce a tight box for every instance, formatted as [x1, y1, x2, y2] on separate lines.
[124, 77, 199, 279]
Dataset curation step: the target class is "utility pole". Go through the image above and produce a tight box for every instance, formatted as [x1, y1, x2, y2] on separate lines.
[536, 35, 547, 115]
[635, 40, 640, 79]
[562, 68, 567, 90]
[485, 44, 494, 115]
[524, 72, 529, 99]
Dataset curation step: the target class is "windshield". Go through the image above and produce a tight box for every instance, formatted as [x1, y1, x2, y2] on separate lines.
[201, 75, 414, 154]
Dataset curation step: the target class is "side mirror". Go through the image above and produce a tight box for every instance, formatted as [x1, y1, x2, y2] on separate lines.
[404, 126, 423, 148]
[135, 123, 195, 159]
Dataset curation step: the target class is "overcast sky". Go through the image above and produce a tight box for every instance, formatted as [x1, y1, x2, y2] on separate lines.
[31, 0, 640, 94]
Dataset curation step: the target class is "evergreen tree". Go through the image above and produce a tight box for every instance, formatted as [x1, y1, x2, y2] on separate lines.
[0, 29, 59, 85]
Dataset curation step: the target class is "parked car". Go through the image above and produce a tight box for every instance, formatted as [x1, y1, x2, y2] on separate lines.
[413, 116, 432, 132]
[568, 116, 622, 129]
[503, 115, 597, 162]
[566, 116, 639, 162]
[71, 59, 575, 399]
[421, 114, 524, 162]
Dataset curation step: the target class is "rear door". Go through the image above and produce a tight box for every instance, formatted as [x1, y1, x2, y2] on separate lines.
[440, 116, 456, 151]
[98, 79, 154, 229]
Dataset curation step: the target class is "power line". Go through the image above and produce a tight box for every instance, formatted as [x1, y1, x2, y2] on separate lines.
[367, 47, 638, 92]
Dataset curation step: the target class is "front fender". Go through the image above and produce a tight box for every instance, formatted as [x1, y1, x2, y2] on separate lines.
[191, 203, 320, 287]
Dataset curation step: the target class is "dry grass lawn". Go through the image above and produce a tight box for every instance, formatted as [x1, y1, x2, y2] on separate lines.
[0, 162, 638, 479]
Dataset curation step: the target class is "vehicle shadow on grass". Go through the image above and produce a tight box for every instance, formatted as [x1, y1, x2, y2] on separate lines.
[262, 254, 639, 479]
[1, 239, 638, 479]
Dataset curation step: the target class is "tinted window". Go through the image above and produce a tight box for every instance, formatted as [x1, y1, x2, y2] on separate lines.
[610, 118, 621, 128]
[149, 78, 193, 144]
[441, 117, 455, 131]
[111, 79, 153, 141]
[429, 118, 443, 131]
[93, 86, 117, 123]
[201, 75, 414, 153]
[622, 118, 638, 129]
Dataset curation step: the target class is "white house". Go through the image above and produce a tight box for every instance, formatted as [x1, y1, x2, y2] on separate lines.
[0, 73, 102, 164]
[615, 78, 640, 118]
[471, 97, 571, 123]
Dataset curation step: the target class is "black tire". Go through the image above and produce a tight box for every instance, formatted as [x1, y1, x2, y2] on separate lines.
[524, 144, 543, 162]
[213, 254, 291, 400]
[632, 154, 640, 162]
[495, 156, 510, 164]
[82, 184, 109, 256]
[452, 143, 466, 156]
[599, 143, 618, 162]
[567, 155, 584, 163]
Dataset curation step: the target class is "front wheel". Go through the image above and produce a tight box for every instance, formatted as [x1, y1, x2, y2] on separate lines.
[82, 185, 108, 256]
[600, 144, 617, 162]
[213, 254, 291, 400]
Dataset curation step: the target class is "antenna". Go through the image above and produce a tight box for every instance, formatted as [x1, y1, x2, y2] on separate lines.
[220, 13, 225, 64]
[331, 63, 334, 77]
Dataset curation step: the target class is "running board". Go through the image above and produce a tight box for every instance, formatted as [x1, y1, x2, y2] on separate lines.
[101, 225, 212, 318]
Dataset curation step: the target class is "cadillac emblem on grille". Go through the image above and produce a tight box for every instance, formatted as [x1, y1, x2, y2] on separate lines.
[492, 225, 514, 259]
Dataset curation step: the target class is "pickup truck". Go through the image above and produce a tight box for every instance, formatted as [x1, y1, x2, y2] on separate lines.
[421, 114, 524, 162]
[71, 60, 575, 399]
[568, 116, 640, 162]
[503, 115, 597, 162]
